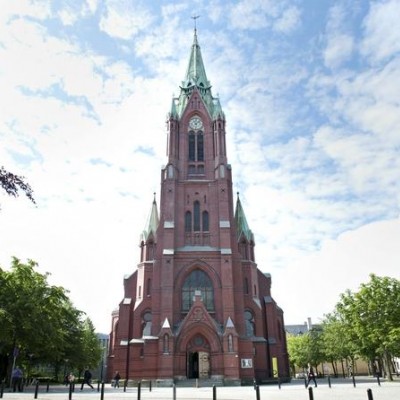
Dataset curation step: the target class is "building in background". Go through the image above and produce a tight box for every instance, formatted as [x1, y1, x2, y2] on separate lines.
[107, 29, 289, 385]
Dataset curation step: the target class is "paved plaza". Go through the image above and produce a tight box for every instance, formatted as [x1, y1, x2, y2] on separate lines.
[1, 378, 399, 400]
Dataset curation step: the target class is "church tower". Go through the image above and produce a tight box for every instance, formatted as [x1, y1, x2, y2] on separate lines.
[107, 28, 289, 385]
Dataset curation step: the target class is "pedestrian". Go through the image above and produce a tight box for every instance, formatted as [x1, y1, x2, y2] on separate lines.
[80, 369, 94, 390]
[113, 371, 121, 388]
[306, 366, 317, 388]
[12, 366, 23, 392]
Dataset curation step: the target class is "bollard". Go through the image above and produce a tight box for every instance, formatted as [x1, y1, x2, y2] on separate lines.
[68, 382, 73, 400]
[0, 380, 4, 399]
[47, 381, 50, 392]
[376, 375, 381, 386]
[328, 376, 331, 388]
[149, 380, 152, 392]
[278, 377, 281, 390]
[100, 382, 105, 400]
[308, 387, 314, 400]
[213, 384, 217, 400]
[173, 383, 176, 400]
[124, 379, 127, 392]
[97, 380, 100, 392]
[196, 378, 199, 388]
[253, 378, 257, 390]
[367, 388, 374, 400]
[304, 377, 307, 388]
[352, 374, 356, 387]
[137, 381, 141, 400]
[255, 385, 260, 400]
[34, 381, 39, 399]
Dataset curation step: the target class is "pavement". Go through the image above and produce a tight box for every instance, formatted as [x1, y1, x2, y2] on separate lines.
[1, 377, 400, 400]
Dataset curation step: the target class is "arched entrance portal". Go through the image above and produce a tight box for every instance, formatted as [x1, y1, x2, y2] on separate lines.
[186, 334, 210, 379]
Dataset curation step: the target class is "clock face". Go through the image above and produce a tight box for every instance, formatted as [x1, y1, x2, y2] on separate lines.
[189, 117, 203, 130]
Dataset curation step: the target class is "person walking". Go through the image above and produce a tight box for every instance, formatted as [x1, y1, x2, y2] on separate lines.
[113, 371, 121, 388]
[306, 366, 317, 388]
[80, 369, 94, 390]
[12, 366, 23, 392]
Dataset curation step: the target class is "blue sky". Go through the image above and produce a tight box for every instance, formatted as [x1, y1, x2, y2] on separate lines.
[1, 0, 399, 333]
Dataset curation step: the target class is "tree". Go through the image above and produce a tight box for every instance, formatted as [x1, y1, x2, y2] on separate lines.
[0, 166, 35, 207]
[0, 258, 100, 382]
[322, 313, 358, 377]
[334, 274, 400, 380]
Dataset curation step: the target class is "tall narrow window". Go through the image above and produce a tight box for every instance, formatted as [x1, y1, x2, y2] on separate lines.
[163, 334, 169, 353]
[146, 278, 151, 296]
[228, 334, 233, 352]
[202, 211, 209, 231]
[244, 278, 249, 294]
[189, 132, 195, 161]
[193, 201, 200, 231]
[197, 132, 204, 161]
[185, 211, 192, 232]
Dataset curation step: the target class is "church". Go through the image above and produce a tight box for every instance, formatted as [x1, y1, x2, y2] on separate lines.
[107, 28, 289, 385]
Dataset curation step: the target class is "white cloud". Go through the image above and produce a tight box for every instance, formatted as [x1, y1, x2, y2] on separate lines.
[99, 0, 154, 40]
[361, 0, 400, 64]
[324, 33, 354, 69]
[273, 218, 400, 325]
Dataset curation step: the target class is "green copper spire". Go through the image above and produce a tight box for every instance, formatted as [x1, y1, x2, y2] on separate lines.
[141, 193, 159, 241]
[234, 193, 254, 242]
[173, 28, 225, 120]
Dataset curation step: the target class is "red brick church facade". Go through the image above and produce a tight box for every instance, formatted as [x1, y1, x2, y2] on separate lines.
[107, 29, 289, 385]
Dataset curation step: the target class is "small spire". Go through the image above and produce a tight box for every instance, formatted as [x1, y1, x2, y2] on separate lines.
[141, 194, 159, 241]
[234, 194, 254, 242]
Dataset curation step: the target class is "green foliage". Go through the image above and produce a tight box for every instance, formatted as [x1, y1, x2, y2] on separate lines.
[0, 258, 101, 380]
[335, 274, 400, 358]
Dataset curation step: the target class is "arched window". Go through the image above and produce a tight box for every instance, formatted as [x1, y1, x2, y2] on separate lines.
[197, 132, 204, 161]
[142, 311, 152, 337]
[189, 132, 195, 161]
[182, 269, 214, 312]
[185, 211, 192, 232]
[146, 278, 151, 296]
[244, 310, 255, 337]
[244, 278, 249, 294]
[163, 334, 169, 353]
[228, 334, 233, 352]
[202, 211, 209, 231]
[193, 201, 200, 231]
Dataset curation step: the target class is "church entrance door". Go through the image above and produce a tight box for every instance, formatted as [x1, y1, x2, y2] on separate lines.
[187, 351, 210, 378]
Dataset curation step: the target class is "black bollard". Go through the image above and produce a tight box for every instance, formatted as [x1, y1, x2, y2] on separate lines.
[367, 388, 374, 400]
[278, 377, 281, 390]
[0, 380, 4, 399]
[68, 382, 73, 400]
[253, 378, 256, 390]
[376, 374, 381, 386]
[328, 376, 331, 388]
[47, 381, 50, 392]
[149, 380, 152, 392]
[255, 384, 260, 400]
[308, 386, 314, 400]
[352, 374, 356, 387]
[34, 381, 39, 399]
[100, 382, 105, 400]
[213, 384, 217, 400]
[173, 383, 176, 400]
[124, 379, 127, 392]
[304, 377, 307, 388]
[137, 381, 141, 400]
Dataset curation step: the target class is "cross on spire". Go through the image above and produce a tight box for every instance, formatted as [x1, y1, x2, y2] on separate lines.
[191, 15, 200, 31]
